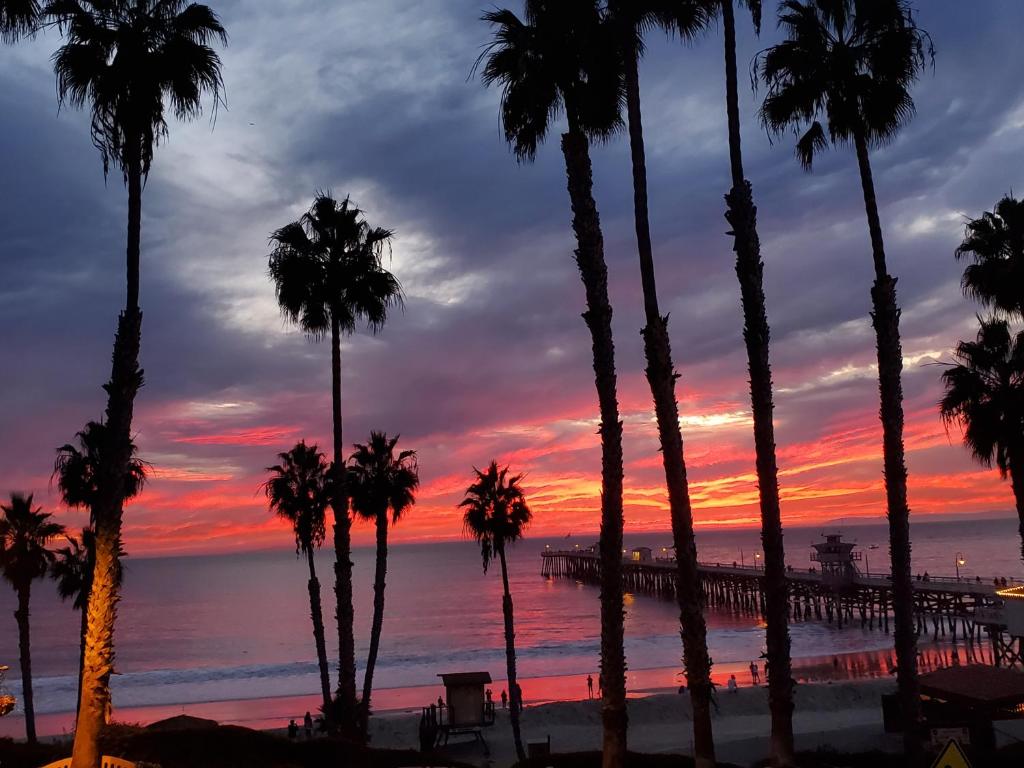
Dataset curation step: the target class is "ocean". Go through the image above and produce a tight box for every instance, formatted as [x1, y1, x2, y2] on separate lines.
[1, 516, 1020, 736]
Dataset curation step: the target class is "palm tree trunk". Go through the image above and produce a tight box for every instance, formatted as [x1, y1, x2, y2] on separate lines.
[623, 47, 714, 768]
[853, 130, 922, 759]
[360, 510, 389, 737]
[721, 3, 794, 765]
[497, 545, 526, 763]
[72, 133, 145, 768]
[1009, 449, 1024, 562]
[561, 111, 627, 768]
[77, 605, 87, 718]
[15, 584, 35, 744]
[330, 313, 357, 735]
[306, 549, 332, 716]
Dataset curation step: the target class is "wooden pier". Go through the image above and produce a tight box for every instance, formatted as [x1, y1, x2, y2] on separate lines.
[541, 546, 1024, 665]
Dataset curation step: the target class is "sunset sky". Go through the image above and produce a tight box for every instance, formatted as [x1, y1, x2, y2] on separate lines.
[1, 0, 1022, 556]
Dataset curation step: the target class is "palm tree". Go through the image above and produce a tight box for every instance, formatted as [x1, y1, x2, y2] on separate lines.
[348, 432, 418, 735]
[263, 442, 333, 716]
[49, 3, 226, 763]
[479, 5, 628, 763]
[956, 195, 1024, 320]
[52, 421, 142, 723]
[0, 0, 38, 41]
[460, 462, 532, 763]
[0, 493, 65, 743]
[708, 0, 799, 762]
[268, 193, 402, 733]
[759, 0, 933, 756]
[604, 2, 717, 763]
[940, 319, 1024, 557]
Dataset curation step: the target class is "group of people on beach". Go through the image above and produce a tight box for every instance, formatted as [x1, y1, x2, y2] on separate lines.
[286, 711, 317, 740]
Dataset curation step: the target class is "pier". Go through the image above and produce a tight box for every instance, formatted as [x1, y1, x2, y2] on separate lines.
[541, 536, 1024, 667]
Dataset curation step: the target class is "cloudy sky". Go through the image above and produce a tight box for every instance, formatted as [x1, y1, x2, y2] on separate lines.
[1, 0, 1021, 556]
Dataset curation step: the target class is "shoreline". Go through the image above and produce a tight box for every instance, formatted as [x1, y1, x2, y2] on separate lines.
[0, 641, 990, 739]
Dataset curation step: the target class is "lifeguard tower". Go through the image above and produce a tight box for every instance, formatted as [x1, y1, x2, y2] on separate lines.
[420, 671, 496, 751]
[810, 533, 861, 588]
[0, 665, 14, 717]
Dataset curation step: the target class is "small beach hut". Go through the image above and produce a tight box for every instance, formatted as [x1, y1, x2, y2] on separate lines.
[437, 671, 495, 731]
[631, 546, 652, 562]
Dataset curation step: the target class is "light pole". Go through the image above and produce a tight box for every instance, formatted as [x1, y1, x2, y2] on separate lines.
[956, 552, 965, 581]
[754, 552, 762, 571]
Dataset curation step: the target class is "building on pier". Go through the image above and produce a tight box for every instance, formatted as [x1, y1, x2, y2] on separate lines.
[810, 533, 862, 588]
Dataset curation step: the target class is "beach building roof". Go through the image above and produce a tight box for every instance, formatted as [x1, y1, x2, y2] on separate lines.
[920, 664, 1024, 710]
[438, 672, 492, 687]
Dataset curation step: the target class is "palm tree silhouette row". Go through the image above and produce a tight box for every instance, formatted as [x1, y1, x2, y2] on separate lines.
[264, 442, 335, 716]
[760, 0, 933, 758]
[0, 493, 65, 744]
[267, 193, 402, 735]
[941, 320, 1024, 560]
[479, 3, 627, 764]
[956, 194, 1024, 320]
[348, 432, 419, 736]
[460, 462, 532, 763]
[46, 1, 227, 764]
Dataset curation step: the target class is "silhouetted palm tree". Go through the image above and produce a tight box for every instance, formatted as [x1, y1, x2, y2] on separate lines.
[52, 421, 141, 722]
[0, 0, 38, 41]
[49, 2, 226, 762]
[759, 0, 932, 756]
[956, 195, 1024, 319]
[50, 528, 122, 719]
[460, 462, 532, 763]
[708, 0, 799, 762]
[605, 2, 718, 763]
[0, 493, 65, 743]
[479, 5, 628, 763]
[348, 432, 418, 735]
[263, 442, 333, 715]
[940, 319, 1024, 558]
[268, 193, 401, 733]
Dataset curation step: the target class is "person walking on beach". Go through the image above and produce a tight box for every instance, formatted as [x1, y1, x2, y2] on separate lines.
[287, 719, 298, 739]
[727, 674, 737, 693]
[303, 711, 312, 739]
[500, 689, 507, 709]
[749, 661, 759, 684]
[587, 674, 594, 699]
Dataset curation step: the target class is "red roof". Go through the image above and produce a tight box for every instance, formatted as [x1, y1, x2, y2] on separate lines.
[920, 665, 1024, 708]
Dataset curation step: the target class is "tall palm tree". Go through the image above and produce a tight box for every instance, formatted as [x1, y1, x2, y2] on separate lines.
[49, 3, 226, 763]
[940, 319, 1024, 557]
[460, 462, 532, 763]
[263, 442, 333, 716]
[0, 493, 65, 744]
[709, 0, 799, 762]
[348, 432, 418, 735]
[52, 421, 142, 724]
[759, 0, 933, 756]
[0, 0, 38, 41]
[268, 194, 402, 733]
[604, 2, 717, 763]
[479, 5, 628, 763]
[956, 195, 1024, 320]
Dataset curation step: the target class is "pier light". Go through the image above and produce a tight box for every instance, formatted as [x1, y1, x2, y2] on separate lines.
[754, 552, 762, 570]
[955, 552, 965, 581]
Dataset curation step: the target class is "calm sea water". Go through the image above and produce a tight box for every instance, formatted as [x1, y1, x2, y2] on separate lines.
[1, 516, 1020, 731]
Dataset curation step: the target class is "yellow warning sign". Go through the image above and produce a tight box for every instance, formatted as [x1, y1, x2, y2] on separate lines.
[930, 739, 972, 768]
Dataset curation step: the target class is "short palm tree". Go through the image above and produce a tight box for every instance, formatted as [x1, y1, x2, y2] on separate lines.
[605, 2, 717, 763]
[268, 193, 402, 733]
[759, 0, 932, 755]
[0, 0, 38, 40]
[263, 442, 333, 715]
[710, 0, 799, 762]
[479, 5, 628, 763]
[460, 463, 532, 763]
[956, 195, 1024, 320]
[0, 493, 65, 744]
[50, 529, 99, 718]
[49, 3, 226, 763]
[940, 319, 1024, 557]
[348, 432, 418, 735]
